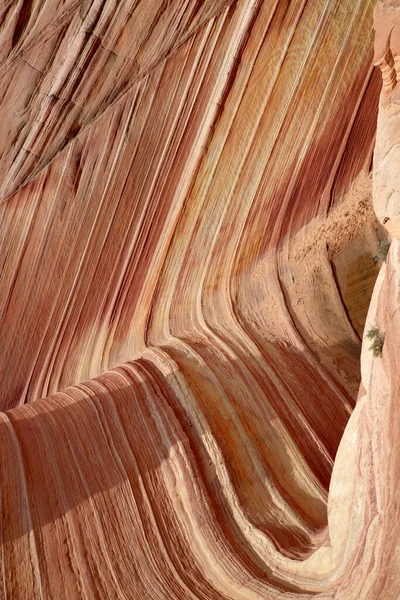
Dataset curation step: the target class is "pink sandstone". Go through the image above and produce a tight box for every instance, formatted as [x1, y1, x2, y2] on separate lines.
[0, 0, 399, 597]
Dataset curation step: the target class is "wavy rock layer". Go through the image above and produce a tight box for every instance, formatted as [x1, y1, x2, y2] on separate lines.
[0, 0, 398, 598]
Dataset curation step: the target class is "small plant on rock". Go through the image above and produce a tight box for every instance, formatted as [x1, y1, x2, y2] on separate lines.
[366, 325, 384, 358]
[373, 237, 390, 265]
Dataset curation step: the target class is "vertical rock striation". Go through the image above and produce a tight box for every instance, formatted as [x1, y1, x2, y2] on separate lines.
[0, 0, 399, 598]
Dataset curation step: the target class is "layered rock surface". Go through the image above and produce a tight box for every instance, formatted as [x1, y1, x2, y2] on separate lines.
[0, 0, 398, 598]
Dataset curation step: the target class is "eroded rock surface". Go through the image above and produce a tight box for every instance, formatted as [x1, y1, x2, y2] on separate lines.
[0, 0, 398, 598]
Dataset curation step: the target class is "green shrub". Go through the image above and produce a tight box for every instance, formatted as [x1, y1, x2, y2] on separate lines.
[366, 325, 384, 357]
[373, 238, 390, 264]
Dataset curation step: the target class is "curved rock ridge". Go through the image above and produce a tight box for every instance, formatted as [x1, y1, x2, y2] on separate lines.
[2, 242, 399, 599]
[0, 0, 398, 598]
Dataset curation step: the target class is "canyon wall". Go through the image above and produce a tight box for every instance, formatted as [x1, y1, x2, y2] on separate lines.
[0, 0, 399, 597]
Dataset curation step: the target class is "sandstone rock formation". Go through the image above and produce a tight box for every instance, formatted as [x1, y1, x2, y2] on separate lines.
[0, 0, 398, 597]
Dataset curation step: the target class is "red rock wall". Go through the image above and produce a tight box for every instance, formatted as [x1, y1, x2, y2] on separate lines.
[2, 0, 398, 597]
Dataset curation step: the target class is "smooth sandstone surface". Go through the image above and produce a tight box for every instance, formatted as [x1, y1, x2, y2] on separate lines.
[0, 0, 399, 598]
